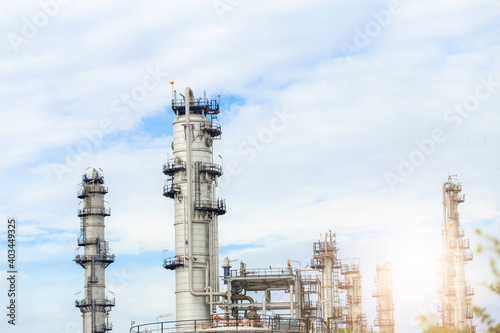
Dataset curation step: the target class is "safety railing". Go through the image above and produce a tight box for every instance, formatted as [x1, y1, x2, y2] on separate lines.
[204, 121, 222, 138]
[163, 160, 186, 175]
[163, 257, 185, 270]
[312, 241, 337, 253]
[230, 267, 294, 278]
[341, 263, 360, 274]
[465, 283, 475, 296]
[163, 184, 180, 198]
[199, 163, 223, 176]
[74, 253, 115, 264]
[82, 173, 105, 184]
[194, 199, 226, 215]
[459, 238, 470, 249]
[75, 298, 115, 308]
[130, 316, 307, 333]
[171, 98, 220, 115]
[78, 207, 111, 217]
[77, 184, 108, 198]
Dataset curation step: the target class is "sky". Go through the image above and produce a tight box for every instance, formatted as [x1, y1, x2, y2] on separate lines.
[1, 0, 500, 332]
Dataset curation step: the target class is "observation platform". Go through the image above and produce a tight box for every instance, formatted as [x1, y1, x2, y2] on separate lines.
[163, 184, 181, 198]
[172, 98, 220, 115]
[82, 173, 105, 184]
[195, 199, 227, 215]
[163, 160, 186, 175]
[73, 253, 115, 268]
[77, 185, 109, 199]
[163, 257, 185, 270]
[78, 207, 111, 217]
[200, 163, 223, 177]
[204, 121, 222, 138]
[75, 298, 115, 313]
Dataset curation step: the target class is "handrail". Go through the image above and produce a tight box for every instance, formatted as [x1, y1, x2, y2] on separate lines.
[172, 98, 218, 108]
[230, 267, 294, 278]
[199, 163, 223, 176]
[77, 207, 111, 216]
[130, 316, 308, 333]
[77, 184, 108, 198]
[82, 173, 105, 183]
[194, 199, 226, 214]
[163, 160, 186, 174]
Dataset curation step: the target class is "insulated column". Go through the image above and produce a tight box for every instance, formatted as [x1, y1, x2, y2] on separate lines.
[163, 89, 225, 323]
[74, 169, 115, 333]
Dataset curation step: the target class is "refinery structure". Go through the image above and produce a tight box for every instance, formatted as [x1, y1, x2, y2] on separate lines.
[73, 88, 475, 333]
[438, 177, 474, 331]
[74, 169, 115, 333]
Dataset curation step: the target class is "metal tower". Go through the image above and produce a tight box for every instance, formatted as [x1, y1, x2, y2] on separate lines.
[439, 176, 474, 331]
[373, 257, 394, 333]
[74, 169, 115, 333]
[163, 88, 226, 323]
[340, 259, 366, 333]
[310, 231, 342, 332]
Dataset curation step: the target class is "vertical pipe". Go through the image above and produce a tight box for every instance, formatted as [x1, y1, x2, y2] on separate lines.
[262, 295, 267, 318]
[186, 88, 193, 273]
[185, 88, 224, 299]
[442, 180, 450, 327]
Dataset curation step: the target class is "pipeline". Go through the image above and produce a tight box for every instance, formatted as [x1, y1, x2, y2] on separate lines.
[185, 87, 225, 299]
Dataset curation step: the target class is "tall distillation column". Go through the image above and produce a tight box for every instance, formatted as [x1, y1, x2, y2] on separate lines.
[439, 176, 474, 331]
[310, 231, 342, 332]
[74, 169, 115, 333]
[163, 88, 226, 323]
[373, 257, 394, 333]
[340, 259, 366, 333]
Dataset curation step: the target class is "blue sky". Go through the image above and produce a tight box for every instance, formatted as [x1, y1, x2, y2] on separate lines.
[1, 0, 500, 332]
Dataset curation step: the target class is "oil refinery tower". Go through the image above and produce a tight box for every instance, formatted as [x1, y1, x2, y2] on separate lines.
[162, 88, 226, 323]
[373, 257, 394, 333]
[310, 231, 342, 332]
[340, 258, 366, 333]
[74, 169, 115, 333]
[439, 176, 474, 331]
